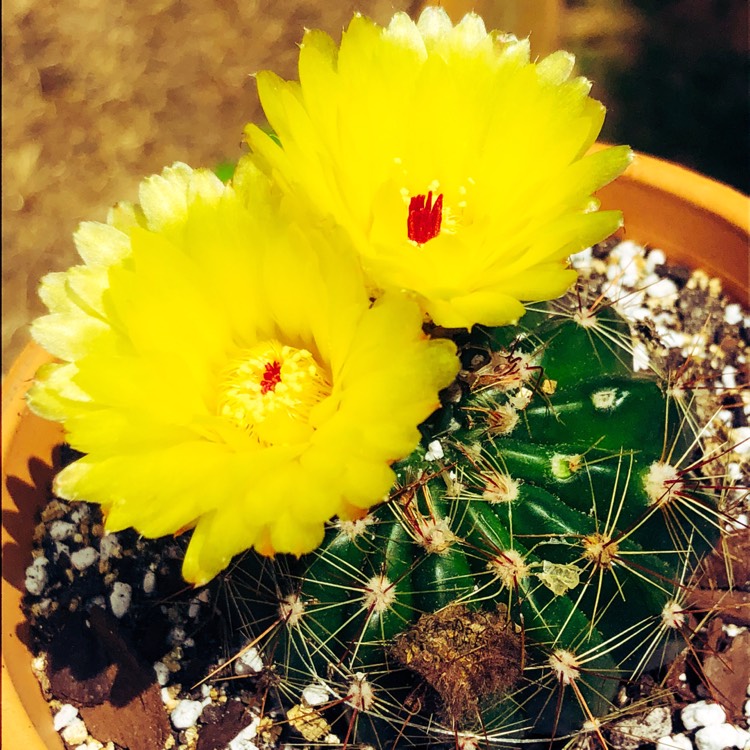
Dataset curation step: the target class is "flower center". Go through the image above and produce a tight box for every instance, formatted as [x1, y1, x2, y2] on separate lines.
[260, 361, 282, 394]
[218, 340, 332, 440]
[407, 190, 443, 245]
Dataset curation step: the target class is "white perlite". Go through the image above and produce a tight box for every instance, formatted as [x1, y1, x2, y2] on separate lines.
[611, 706, 672, 747]
[424, 439, 444, 461]
[49, 520, 76, 541]
[681, 701, 727, 731]
[724, 302, 743, 325]
[228, 716, 261, 750]
[694, 723, 750, 750]
[656, 734, 693, 750]
[70, 546, 99, 571]
[53, 703, 79, 731]
[644, 276, 679, 299]
[99, 533, 122, 560]
[60, 717, 89, 745]
[234, 646, 264, 675]
[109, 581, 132, 619]
[24, 556, 49, 596]
[143, 569, 156, 594]
[170, 699, 206, 729]
[302, 682, 330, 707]
[153, 661, 170, 686]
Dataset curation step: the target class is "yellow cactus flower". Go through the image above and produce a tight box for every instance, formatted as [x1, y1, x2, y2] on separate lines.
[244, 6, 632, 328]
[28, 162, 458, 584]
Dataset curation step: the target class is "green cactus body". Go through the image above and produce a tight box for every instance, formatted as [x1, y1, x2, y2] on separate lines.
[232, 296, 716, 746]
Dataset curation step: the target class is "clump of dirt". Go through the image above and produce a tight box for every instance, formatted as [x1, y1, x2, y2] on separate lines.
[390, 603, 523, 723]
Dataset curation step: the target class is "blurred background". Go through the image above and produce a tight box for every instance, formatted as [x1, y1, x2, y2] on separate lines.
[3, 0, 748, 373]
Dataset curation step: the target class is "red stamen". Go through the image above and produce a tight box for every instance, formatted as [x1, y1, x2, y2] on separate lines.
[260, 360, 282, 394]
[407, 191, 443, 245]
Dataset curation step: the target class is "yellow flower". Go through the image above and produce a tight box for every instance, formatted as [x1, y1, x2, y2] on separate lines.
[244, 7, 632, 328]
[28, 162, 458, 584]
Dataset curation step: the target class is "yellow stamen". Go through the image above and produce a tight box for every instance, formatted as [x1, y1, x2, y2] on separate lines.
[218, 340, 332, 440]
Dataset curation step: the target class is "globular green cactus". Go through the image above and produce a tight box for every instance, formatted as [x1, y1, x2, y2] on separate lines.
[227, 290, 718, 747]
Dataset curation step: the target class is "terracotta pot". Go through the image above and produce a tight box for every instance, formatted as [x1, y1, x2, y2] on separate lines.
[2, 152, 748, 749]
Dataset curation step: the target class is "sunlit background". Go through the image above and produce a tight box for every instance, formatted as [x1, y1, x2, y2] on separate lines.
[3, 0, 748, 373]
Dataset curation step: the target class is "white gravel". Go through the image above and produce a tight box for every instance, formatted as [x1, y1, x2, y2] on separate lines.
[170, 698, 206, 729]
[49, 520, 76, 541]
[657, 734, 694, 750]
[302, 682, 330, 707]
[99, 533, 122, 560]
[53, 703, 79, 731]
[681, 701, 727, 730]
[153, 661, 170, 686]
[424, 439, 444, 461]
[109, 581, 132, 619]
[694, 723, 750, 750]
[24, 556, 49, 596]
[70, 546, 99, 571]
[234, 646, 264, 675]
[227, 716, 261, 750]
[60, 717, 89, 745]
[142, 569, 156, 594]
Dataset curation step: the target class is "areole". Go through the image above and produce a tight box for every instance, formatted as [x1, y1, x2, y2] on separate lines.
[2, 151, 748, 749]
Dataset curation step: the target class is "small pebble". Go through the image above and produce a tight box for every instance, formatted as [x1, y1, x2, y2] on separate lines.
[613, 707, 672, 746]
[725, 303, 743, 325]
[682, 701, 727, 730]
[170, 699, 205, 729]
[723, 623, 746, 637]
[729, 427, 750, 455]
[161, 687, 178, 710]
[302, 682, 330, 707]
[188, 599, 201, 618]
[722, 365, 738, 389]
[646, 276, 679, 299]
[694, 723, 749, 750]
[227, 716, 260, 750]
[143, 569, 156, 594]
[99, 534, 122, 560]
[88, 595, 106, 610]
[109, 581, 132, 619]
[424, 439, 444, 461]
[168, 626, 187, 646]
[53, 703, 79, 731]
[234, 646, 264, 675]
[646, 248, 667, 272]
[657, 734, 693, 750]
[70, 547, 99, 571]
[153, 661, 170, 686]
[24, 556, 48, 596]
[60, 717, 89, 745]
[69, 505, 90, 524]
[49, 520, 76, 541]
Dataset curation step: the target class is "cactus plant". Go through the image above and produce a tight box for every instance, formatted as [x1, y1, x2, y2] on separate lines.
[224, 285, 720, 747]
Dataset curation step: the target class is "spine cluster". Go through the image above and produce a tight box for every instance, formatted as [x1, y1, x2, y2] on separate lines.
[230, 291, 722, 746]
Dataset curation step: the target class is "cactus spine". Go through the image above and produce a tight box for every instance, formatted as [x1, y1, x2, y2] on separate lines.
[228, 289, 719, 747]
